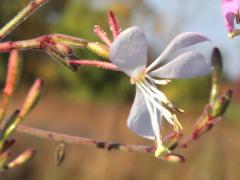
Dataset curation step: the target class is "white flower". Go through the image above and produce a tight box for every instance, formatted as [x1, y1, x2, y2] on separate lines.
[110, 26, 211, 157]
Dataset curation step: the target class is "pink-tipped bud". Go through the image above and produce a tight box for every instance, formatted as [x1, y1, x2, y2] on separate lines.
[108, 10, 121, 39]
[20, 79, 43, 118]
[3, 50, 21, 96]
[94, 25, 112, 47]
[5, 149, 36, 169]
[0, 50, 22, 122]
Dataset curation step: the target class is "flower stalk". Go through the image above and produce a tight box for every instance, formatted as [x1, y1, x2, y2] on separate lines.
[0, 0, 49, 40]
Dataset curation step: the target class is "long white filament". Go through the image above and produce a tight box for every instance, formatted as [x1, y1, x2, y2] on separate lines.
[145, 74, 171, 85]
[138, 82, 175, 125]
[144, 76, 183, 129]
[132, 71, 184, 148]
[143, 88, 162, 146]
[136, 84, 162, 146]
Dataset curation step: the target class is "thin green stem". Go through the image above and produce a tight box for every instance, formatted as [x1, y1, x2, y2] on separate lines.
[0, 0, 49, 40]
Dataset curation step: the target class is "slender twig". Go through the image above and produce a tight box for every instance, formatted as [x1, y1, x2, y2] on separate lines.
[69, 60, 119, 71]
[0, 0, 49, 40]
[15, 125, 154, 154]
[0, 35, 87, 52]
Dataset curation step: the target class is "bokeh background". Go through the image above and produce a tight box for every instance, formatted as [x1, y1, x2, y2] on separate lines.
[0, 0, 240, 179]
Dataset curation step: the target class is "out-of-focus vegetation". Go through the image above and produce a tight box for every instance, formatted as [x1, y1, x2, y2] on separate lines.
[0, 92, 239, 180]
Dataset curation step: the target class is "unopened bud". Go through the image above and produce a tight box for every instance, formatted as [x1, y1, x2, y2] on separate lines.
[3, 50, 22, 96]
[162, 154, 186, 163]
[108, 10, 121, 39]
[0, 79, 44, 142]
[0, 50, 22, 122]
[5, 149, 36, 169]
[94, 25, 112, 46]
[20, 79, 43, 118]
[211, 89, 233, 118]
[210, 47, 222, 105]
[0, 110, 19, 146]
[55, 142, 66, 166]
[211, 47, 222, 83]
[87, 42, 109, 59]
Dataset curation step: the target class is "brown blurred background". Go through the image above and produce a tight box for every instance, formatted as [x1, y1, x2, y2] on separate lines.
[0, 0, 240, 179]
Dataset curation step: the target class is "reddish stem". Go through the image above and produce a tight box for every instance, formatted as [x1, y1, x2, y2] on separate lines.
[69, 60, 119, 71]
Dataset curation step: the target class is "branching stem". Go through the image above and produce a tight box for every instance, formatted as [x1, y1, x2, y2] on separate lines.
[15, 125, 154, 154]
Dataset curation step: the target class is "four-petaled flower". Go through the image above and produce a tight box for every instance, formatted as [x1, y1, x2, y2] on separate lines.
[110, 26, 212, 157]
[222, 0, 240, 38]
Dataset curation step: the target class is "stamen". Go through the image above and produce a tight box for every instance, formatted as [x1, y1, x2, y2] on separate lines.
[139, 81, 183, 131]
[144, 80, 184, 113]
[137, 84, 163, 146]
[138, 82, 175, 125]
[173, 114, 183, 130]
[143, 80, 169, 103]
[145, 74, 171, 85]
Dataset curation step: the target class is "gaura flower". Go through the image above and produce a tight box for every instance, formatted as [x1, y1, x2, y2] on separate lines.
[110, 26, 211, 157]
[222, 0, 240, 38]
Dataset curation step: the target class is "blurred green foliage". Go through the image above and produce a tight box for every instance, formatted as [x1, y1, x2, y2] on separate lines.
[0, 0, 210, 103]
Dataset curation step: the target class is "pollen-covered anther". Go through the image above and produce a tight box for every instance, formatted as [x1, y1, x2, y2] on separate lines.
[228, 29, 240, 38]
[173, 114, 183, 132]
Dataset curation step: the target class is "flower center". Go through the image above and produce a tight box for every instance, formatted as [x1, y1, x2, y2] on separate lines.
[130, 71, 146, 84]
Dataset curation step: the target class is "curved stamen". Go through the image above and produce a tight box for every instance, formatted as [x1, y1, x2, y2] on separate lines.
[143, 80, 169, 103]
[144, 90, 162, 146]
[145, 74, 171, 85]
[136, 84, 163, 146]
[140, 81, 183, 131]
[144, 80, 184, 113]
[138, 82, 175, 125]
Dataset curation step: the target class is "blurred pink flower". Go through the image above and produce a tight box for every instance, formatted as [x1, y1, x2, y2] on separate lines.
[222, 0, 240, 38]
